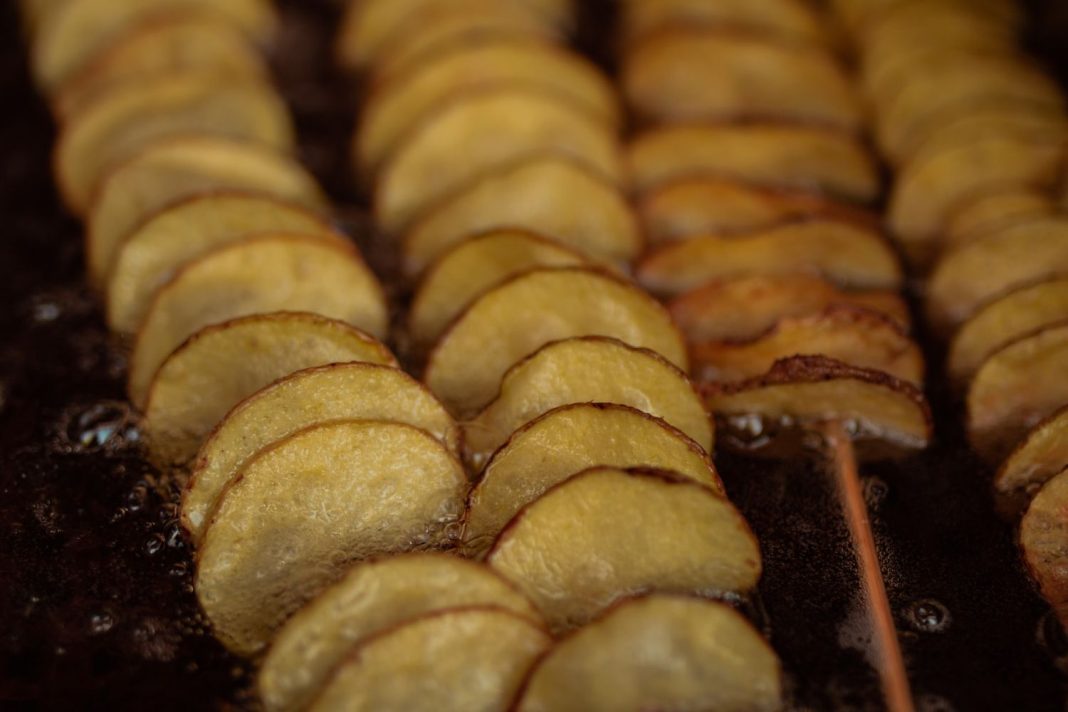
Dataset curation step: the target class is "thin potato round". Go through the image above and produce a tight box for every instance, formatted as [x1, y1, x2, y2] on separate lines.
[621, 0, 823, 45]
[1021, 470, 1068, 629]
[995, 406, 1068, 517]
[195, 420, 468, 656]
[945, 187, 1056, 250]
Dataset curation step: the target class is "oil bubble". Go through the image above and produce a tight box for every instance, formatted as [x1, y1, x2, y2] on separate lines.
[905, 599, 951, 633]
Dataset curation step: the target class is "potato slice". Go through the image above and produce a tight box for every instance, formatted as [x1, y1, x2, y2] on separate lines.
[424, 268, 688, 418]
[195, 420, 467, 656]
[487, 467, 760, 631]
[627, 124, 879, 202]
[128, 235, 387, 408]
[670, 275, 909, 342]
[1020, 469, 1068, 629]
[856, 1, 1018, 64]
[259, 554, 537, 712]
[19, 0, 70, 37]
[620, 0, 823, 45]
[967, 322, 1068, 462]
[637, 219, 902, 298]
[463, 403, 721, 558]
[692, 305, 923, 385]
[374, 87, 622, 234]
[308, 606, 549, 712]
[516, 595, 782, 712]
[945, 187, 1057, 250]
[183, 363, 460, 542]
[995, 406, 1068, 517]
[623, 29, 861, 130]
[87, 136, 326, 289]
[141, 313, 396, 467]
[55, 72, 294, 214]
[402, 156, 639, 276]
[703, 355, 932, 458]
[408, 230, 586, 348]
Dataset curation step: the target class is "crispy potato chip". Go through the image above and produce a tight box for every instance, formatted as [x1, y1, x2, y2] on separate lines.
[183, 363, 460, 542]
[424, 268, 688, 418]
[995, 406, 1068, 517]
[463, 403, 721, 558]
[463, 337, 712, 469]
[195, 420, 467, 656]
[945, 187, 1057, 250]
[620, 0, 823, 45]
[259, 554, 537, 712]
[402, 156, 639, 276]
[375, 87, 622, 234]
[836, 0, 1021, 37]
[516, 595, 782, 712]
[1020, 469, 1068, 628]
[142, 313, 396, 467]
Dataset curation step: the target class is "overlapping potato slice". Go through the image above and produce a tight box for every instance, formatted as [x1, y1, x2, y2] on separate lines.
[408, 230, 586, 348]
[128, 235, 387, 407]
[627, 124, 879, 202]
[464, 403, 720, 558]
[183, 363, 460, 542]
[487, 467, 759, 631]
[995, 406, 1068, 517]
[374, 87, 622, 234]
[259, 554, 537, 712]
[424, 268, 688, 418]
[195, 420, 467, 656]
[141, 313, 396, 467]
[1020, 469, 1068, 628]
[967, 322, 1068, 462]
[19, 0, 69, 37]
[402, 157, 638, 276]
[516, 595, 782, 712]
[620, 0, 823, 45]
[692, 305, 923, 385]
[637, 219, 901, 298]
[623, 29, 861, 130]
[308, 606, 549, 712]
[945, 187, 1056, 250]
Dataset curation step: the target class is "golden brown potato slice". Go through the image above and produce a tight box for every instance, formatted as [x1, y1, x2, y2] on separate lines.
[623, 29, 861, 130]
[995, 406, 1068, 517]
[669, 275, 909, 342]
[308, 606, 549, 712]
[703, 355, 932, 458]
[627, 123, 879, 202]
[408, 230, 586, 348]
[128, 235, 388, 408]
[516, 595, 782, 712]
[945, 187, 1057, 250]
[463, 403, 721, 558]
[620, 0, 823, 45]
[19, 0, 70, 37]
[55, 72, 294, 214]
[637, 219, 902, 298]
[141, 313, 396, 467]
[183, 363, 460, 542]
[424, 268, 688, 418]
[402, 156, 639, 276]
[1020, 469, 1068, 629]
[487, 467, 760, 632]
[967, 322, 1068, 462]
[259, 554, 537, 712]
[837, 0, 1021, 37]
[463, 337, 712, 470]
[195, 420, 468, 656]
[374, 87, 622, 234]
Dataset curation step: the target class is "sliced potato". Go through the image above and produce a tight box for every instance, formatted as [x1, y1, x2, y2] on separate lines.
[259, 554, 537, 712]
[945, 187, 1057, 250]
[408, 230, 586, 348]
[463, 403, 721, 558]
[637, 219, 902, 298]
[487, 467, 760, 631]
[402, 156, 639, 276]
[19, 0, 70, 37]
[621, 0, 823, 45]
[195, 420, 467, 656]
[141, 313, 396, 467]
[308, 606, 549, 712]
[516, 595, 782, 712]
[463, 337, 712, 469]
[1020, 469, 1068, 629]
[424, 268, 687, 418]
[375, 87, 622, 234]
[995, 406, 1068, 517]
[183, 363, 460, 542]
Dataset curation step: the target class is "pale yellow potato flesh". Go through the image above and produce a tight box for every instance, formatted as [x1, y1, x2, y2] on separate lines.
[1020, 469, 1068, 629]
[128, 235, 388, 407]
[463, 403, 721, 558]
[516, 595, 782, 712]
[620, 0, 823, 45]
[308, 607, 550, 712]
[259, 554, 538, 712]
[995, 406, 1068, 517]
[463, 337, 712, 468]
[402, 156, 639, 276]
[141, 313, 396, 467]
[195, 420, 468, 656]
[374, 88, 622, 234]
[408, 230, 586, 348]
[487, 467, 760, 632]
[424, 268, 688, 418]
[945, 187, 1056, 250]
[183, 363, 460, 542]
